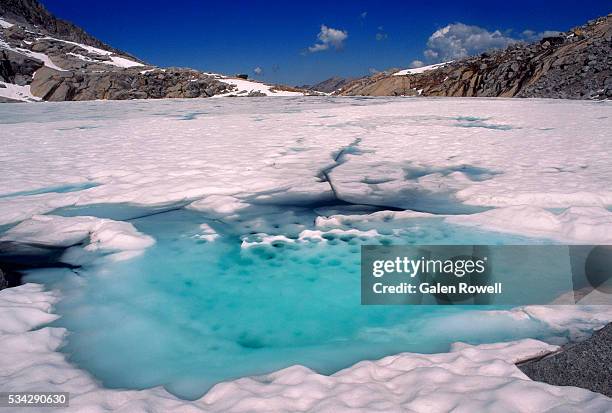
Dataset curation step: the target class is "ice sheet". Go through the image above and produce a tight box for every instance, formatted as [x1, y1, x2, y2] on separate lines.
[1, 98, 610, 227]
[1, 97, 612, 411]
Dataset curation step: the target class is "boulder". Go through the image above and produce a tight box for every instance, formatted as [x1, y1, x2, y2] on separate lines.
[29, 65, 65, 98]
[519, 323, 612, 397]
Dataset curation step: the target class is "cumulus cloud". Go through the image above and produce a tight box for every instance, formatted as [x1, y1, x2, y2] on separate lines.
[420, 23, 561, 62]
[253, 67, 263, 75]
[423, 23, 517, 61]
[409, 60, 424, 68]
[424, 49, 439, 60]
[308, 25, 348, 52]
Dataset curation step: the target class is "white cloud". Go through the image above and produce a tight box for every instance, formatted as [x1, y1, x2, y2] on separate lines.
[360, 11, 368, 19]
[308, 25, 348, 53]
[521, 29, 561, 42]
[253, 67, 263, 75]
[424, 49, 438, 60]
[424, 23, 517, 61]
[409, 60, 424, 68]
[421, 23, 560, 62]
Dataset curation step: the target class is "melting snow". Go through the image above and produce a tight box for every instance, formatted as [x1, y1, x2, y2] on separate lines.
[0, 38, 65, 71]
[0, 17, 14, 28]
[40, 36, 144, 68]
[1, 97, 612, 411]
[213, 75, 304, 97]
[393, 61, 453, 76]
[0, 81, 41, 102]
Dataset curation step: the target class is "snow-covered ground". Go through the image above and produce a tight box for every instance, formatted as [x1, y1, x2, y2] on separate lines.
[393, 61, 452, 76]
[39, 36, 144, 68]
[0, 81, 41, 102]
[0, 97, 611, 411]
[1, 97, 610, 231]
[212, 74, 305, 96]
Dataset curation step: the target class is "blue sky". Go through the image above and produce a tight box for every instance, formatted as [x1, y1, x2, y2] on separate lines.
[41, 0, 610, 85]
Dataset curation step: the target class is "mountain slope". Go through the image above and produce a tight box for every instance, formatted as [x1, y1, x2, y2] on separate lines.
[0, 0, 306, 102]
[301, 76, 355, 93]
[338, 14, 612, 99]
[0, 0, 138, 58]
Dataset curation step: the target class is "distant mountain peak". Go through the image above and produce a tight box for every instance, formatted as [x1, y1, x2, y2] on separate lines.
[0, 0, 308, 102]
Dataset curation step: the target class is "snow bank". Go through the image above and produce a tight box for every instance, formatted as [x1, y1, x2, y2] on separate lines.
[393, 61, 452, 76]
[40, 36, 144, 68]
[0, 17, 14, 28]
[0, 38, 65, 71]
[447, 206, 612, 244]
[213, 75, 304, 97]
[0, 215, 154, 260]
[0, 81, 41, 102]
[1, 283, 611, 412]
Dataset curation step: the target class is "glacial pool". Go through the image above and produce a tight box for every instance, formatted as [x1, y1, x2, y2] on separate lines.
[22, 205, 570, 400]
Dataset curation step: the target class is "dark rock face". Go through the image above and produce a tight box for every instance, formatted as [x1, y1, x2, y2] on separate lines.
[0, 0, 135, 58]
[0, 49, 43, 85]
[518, 323, 612, 397]
[29, 66, 231, 101]
[339, 14, 612, 99]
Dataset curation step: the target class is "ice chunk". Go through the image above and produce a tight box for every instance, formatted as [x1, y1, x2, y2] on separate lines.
[1, 215, 154, 258]
[188, 195, 249, 218]
[447, 206, 612, 244]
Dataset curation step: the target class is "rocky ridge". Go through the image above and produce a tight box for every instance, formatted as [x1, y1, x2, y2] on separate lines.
[300, 76, 355, 94]
[338, 14, 612, 99]
[0, 0, 306, 102]
[0, 0, 131, 56]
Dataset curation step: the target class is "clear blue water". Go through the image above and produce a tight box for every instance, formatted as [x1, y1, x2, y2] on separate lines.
[24, 205, 566, 400]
